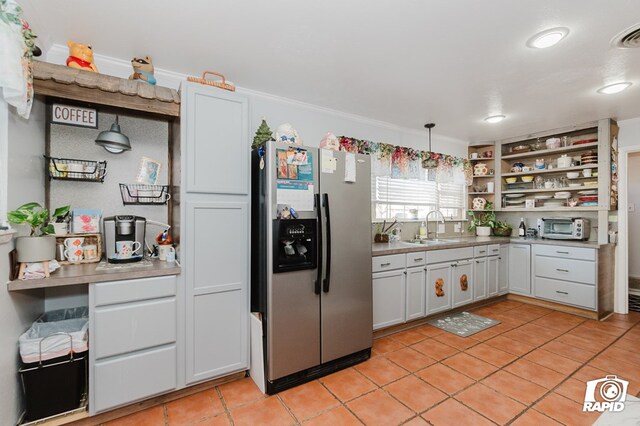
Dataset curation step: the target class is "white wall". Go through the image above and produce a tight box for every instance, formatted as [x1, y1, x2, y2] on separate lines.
[629, 152, 640, 278]
[0, 98, 47, 426]
[619, 117, 640, 149]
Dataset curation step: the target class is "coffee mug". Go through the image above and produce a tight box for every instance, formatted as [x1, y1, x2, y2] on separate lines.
[64, 237, 84, 250]
[64, 247, 83, 262]
[165, 250, 176, 263]
[83, 244, 98, 260]
[158, 245, 175, 261]
[115, 240, 142, 259]
[470, 153, 478, 159]
[583, 168, 592, 177]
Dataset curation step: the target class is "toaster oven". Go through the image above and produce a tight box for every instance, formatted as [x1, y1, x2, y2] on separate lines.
[539, 217, 590, 240]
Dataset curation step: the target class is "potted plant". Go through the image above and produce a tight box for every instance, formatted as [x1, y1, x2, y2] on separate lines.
[7, 202, 68, 262]
[467, 202, 495, 237]
[493, 220, 513, 237]
[51, 205, 71, 235]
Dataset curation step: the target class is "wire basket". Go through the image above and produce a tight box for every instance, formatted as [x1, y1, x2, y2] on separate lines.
[46, 156, 107, 182]
[119, 184, 170, 205]
[187, 71, 235, 92]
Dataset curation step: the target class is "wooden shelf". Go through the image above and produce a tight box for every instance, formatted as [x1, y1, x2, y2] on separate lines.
[500, 206, 601, 212]
[502, 186, 597, 194]
[468, 192, 494, 195]
[501, 142, 598, 160]
[501, 164, 598, 177]
[469, 157, 495, 162]
[472, 175, 496, 178]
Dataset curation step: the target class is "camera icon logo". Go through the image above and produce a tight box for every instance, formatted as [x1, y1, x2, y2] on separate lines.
[583, 375, 628, 412]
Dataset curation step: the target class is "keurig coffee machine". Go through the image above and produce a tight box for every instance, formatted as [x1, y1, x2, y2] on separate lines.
[103, 215, 146, 262]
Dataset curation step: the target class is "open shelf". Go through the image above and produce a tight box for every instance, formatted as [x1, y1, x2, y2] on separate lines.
[501, 142, 598, 160]
[501, 164, 598, 177]
[502, 186, 597, 194]
[500, 206, 601, 212]
[468, 192, 494, 195]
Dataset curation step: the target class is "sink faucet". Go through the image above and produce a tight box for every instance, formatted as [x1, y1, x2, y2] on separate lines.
[426, 210, 446, 240]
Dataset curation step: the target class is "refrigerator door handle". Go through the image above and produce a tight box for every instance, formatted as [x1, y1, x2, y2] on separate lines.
[322, 193, 331, 293]
[314, 193, 322, 295]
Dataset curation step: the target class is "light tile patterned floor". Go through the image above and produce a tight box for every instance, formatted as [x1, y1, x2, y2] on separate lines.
[104, 301, 640, 425]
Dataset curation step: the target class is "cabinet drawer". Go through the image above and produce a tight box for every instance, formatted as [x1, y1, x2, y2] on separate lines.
[406, 251, 427, 266]
[94, 298, 177, 359]
[372, 254, 406, 272]
[534, 244, 596, 261]
[534, 277, 596, 310]
[488, 244, 501, 256]
[93, 275, 177, 307]
[473, 245, 488, 257]
[93, 345, 177, 413]
[534, 256, 596, 285]
[427, 247, 473, 264]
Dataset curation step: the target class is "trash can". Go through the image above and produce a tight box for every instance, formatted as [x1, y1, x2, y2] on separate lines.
[18, 307, 89, 422]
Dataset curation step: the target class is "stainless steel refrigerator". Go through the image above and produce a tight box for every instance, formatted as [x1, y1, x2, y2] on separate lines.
[251, 140, 372, 394]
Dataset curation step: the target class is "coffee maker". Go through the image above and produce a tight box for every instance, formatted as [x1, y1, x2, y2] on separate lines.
[103, 215, 146, 262]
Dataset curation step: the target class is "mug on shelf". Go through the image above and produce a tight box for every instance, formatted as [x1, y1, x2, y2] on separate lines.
[64, 236, 84, 250]
[583, 168, 593, 177]
[158, 245, 175, 261]
[64, 247, 83, 262]
[115, 240, 142, 259]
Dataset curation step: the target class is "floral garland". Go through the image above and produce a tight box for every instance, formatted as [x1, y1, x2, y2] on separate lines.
[338, 135, 472, 183]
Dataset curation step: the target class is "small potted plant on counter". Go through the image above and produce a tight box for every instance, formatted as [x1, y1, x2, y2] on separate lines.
[467, 202, 495, 237]
[493, 220, 513, 237]
[7, 202, 67, 263]
[51, 205, 71, 235]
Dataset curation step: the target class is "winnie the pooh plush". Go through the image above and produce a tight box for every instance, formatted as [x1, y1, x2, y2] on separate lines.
[66, 40, 98, 72]
[129, 56, 156, 85]
[435, 278, 445, 297]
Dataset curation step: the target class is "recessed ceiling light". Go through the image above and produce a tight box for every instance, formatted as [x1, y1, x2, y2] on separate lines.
[527, 27, 570, 48]
[484, 115, 506, 124]
[597, 82, 632, 94]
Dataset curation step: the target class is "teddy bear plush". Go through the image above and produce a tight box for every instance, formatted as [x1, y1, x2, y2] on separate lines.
[66, 40, 98, 72]
[129, 56, 156, 85]
[460, 274, 468, 291]
[435, 278, 445, 297]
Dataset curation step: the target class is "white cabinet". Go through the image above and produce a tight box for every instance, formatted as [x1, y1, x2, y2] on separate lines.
[473, 257, 488, 301]
[426, 262, 452, 314]
[508, 244, 531, 295]
[487, 256, 499, 297]
[406, 266, 426, 321]
[89, 276, 178, 414]
[452, 260, 473, 308]
[498, 245, 509, 294]
[180, 82, 250, 385]
[373, 269, 406, 330]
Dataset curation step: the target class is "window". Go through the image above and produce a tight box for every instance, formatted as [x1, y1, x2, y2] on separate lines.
[372, 175, 466, 221]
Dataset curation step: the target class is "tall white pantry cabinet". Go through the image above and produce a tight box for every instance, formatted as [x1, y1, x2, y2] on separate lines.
[178, 82, 250, 385]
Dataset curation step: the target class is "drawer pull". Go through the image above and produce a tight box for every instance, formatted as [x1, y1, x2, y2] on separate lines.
[498, 257, 502, 260]
[556, 251, 569, 255]
[451, 264, 457, 268]
[478, 250, 486, 253]
[492, 249, 499, 252]
[556, 290, 569, 295]
[380, 262, 391, 267]
[556, 268, 569, 273]
[414, 258, 423, 261]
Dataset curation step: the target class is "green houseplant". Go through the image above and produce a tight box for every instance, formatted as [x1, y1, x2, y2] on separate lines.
[493, 220, 513, 237]
[467, 202, 496, 237]
[8, 202, 69, 262]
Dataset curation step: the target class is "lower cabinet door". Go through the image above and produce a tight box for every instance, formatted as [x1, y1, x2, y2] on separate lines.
[452, 261, 473, 308]
[406, 266, 426, 321]
[426, 262, 452, 315]
[498, 245, 509, 294]
[487, 256, 499, 297]
[92, 345, 177, 413]
[473, 257, 487, 301]
[509, 244, 531, 295]
[373, 269, 406, 330]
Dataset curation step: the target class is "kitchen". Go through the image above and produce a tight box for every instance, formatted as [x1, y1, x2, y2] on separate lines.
[1, 1, 640, 425]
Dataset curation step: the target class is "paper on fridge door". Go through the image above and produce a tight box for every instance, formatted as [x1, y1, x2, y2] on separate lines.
[321, 149, 337, 173]
[276, 181, 314, 211]
[344, 153, 356, 182]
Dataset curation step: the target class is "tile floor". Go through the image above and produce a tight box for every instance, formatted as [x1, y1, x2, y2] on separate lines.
[105, 301, 640, 426]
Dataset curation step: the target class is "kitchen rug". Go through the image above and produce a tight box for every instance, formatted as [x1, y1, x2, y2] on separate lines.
[427, 312, 500, 337]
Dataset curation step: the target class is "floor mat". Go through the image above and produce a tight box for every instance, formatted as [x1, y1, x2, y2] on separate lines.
[629, 294, 640, 313]
[427, 311, 500, 337]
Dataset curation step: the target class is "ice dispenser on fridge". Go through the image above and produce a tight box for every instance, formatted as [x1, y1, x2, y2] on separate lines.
[272, 218, 317, 272]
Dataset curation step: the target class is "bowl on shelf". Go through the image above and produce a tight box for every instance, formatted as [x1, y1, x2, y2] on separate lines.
[505, 177, 518, 184]
[511, 145, 531, 154]
[566, 172, 580, 179]
[472, 183, 487, 193]
[521, 176, 534, 183]
[546, 138, 561, 149]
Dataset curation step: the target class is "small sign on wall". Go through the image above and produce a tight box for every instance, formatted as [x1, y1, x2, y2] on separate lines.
[50, 103, 98, 128]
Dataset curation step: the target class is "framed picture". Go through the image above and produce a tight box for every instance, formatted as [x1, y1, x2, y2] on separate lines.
[136, 157, 161, 185]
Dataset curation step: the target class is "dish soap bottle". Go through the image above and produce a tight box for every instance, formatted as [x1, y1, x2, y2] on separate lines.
[419, 221, 427, 238]
[518, 218, 526, 237]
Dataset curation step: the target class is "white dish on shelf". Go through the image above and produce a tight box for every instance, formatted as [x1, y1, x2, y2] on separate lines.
[505, 200, 526, 205]
[504, 193, 526, 198]
[554, 191, 571, 197]
[578, 190, 598, 195]
[534, 195, 552, 200]
[554, 195, 570, 199]
[568, 183, 582, 187]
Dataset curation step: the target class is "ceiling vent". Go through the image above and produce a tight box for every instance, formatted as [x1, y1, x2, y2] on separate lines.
[612, 24, 640, 48]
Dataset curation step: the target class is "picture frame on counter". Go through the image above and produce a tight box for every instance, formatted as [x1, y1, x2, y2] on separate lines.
[50, 103, 98, 129]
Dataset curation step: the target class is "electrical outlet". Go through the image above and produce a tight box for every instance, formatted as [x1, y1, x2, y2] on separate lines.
[630, 203, 636, 213]
[438, 224, 446, 234]
[454, 223, 461, 232]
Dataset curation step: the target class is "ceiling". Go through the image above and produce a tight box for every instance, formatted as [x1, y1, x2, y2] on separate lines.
[21, 0, 640, 143]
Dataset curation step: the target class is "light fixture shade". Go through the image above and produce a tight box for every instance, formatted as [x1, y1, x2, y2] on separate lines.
[95, 118, 131, 153]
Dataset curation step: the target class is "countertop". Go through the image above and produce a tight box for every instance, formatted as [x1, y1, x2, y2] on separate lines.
[7, 258, 181, 291]
[372, 236, 606, 256]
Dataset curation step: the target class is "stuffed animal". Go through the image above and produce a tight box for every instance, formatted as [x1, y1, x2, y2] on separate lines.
[66, 40, 98, 72]
[435, 278, 445, 297]
[129, 56, 156, 85]
[275, 123, 303, 145]
[460, 274, 468, 291]
[319, 132, 340, 150]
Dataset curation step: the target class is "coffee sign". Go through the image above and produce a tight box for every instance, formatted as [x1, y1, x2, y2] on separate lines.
[51, 103, 98, 128]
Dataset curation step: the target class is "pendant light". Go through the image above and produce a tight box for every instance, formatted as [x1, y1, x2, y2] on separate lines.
[423, 123, 438, 169]
[95, 115, 131, 153]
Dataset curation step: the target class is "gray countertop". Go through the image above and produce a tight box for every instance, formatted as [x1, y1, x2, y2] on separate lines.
[372, 236, 606, 256]
[7, 258, 181, 291]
